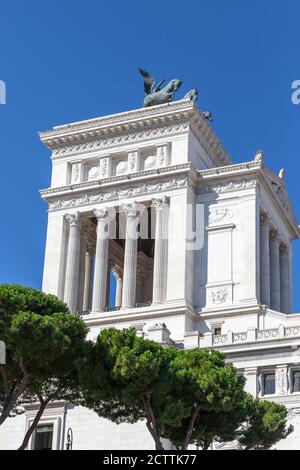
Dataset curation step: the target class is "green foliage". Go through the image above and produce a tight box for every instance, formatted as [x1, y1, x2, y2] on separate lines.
[239, 398, 293, 450]
[80, 328, 248, 450]
[0, 284, 87, 426]
[159, 349, 247, 448]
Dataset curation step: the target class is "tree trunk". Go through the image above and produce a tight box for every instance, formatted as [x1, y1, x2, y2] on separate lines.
[18, 396, 51, 450]
[202, 439, 212, 450]
[0, 358, 29, 427]
[141, 393, 164, 450]
[181, 405, 200, 450]
[0, 382, 27, 426]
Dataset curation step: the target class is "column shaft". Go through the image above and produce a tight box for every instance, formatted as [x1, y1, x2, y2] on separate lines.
[83, 251, 92, 311]
[115, 278, 123, 307]
[77, 232, 87, 312]
[64, 212, 82, 313]
[112, 267, 123, 307]
[152, 198, 167, 303]
[280, 245, 290, 313]
[122, 204, 139, 308]
[260, 215, 270, 306]
[92, 209, 109, 312]
[270, 232, 281, 311]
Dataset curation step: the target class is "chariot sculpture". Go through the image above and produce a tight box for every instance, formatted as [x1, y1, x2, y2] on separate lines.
[139, 68, 213, 121]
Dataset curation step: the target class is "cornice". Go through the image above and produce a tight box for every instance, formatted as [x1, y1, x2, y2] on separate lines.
[39, 100, 231, 168]
[40, 100, 195, 139]
[50, 122, 189, 158]
[197, 176, 258, 195]
[196, 160, 299, 237]
[40, 162, 195, 197]
[82, 301, 197, 327]
[40, 164, 195, 211]
[260, 167, 299, 232]
[198, 159, 262, 179]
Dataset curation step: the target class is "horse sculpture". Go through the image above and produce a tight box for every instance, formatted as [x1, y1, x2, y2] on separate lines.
[139, 69, 183, 107]
[139, 69, 213, 120]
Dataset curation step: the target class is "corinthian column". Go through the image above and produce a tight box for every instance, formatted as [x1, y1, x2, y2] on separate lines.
[83, 249, 93, 311]
[112, 267, 123, 307]
[121, 203, 139, 309]
[152, 197, 168, 304]
[64, 212, 82, 313]
[260, 213, 270, 306]
[280, 244, 290, 313]
[92, 208, 109, 312]
[270, 230, 281, 311]
[77, 227, 88, 312]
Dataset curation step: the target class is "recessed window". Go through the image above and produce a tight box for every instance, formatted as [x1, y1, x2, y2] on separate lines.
[263, 373, 275, 395]
[34, 424, 53, 450]
[292, 371, 300, 393]
[214, 327, 222, 336]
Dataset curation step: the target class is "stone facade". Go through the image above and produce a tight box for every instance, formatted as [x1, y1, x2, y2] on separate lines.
[1, 100, 300, 449]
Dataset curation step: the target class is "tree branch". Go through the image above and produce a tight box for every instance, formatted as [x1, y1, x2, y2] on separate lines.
[18, 394, 53, 450]
[0, 357, 29, 426]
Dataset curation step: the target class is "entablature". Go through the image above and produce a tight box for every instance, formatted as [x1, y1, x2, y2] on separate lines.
[40, 163, 197, 212]
[39, 100, 231, 168]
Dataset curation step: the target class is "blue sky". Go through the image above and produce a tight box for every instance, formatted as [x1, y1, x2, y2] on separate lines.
[0, 1, 299, 310]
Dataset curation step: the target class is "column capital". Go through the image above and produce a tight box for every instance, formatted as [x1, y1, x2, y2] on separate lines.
[122, 202, 140, 218]
[270, 229, 279, 243]
[260, 212, 269, 228]
[111, 265, 123, 281]
[65, 212, 82, 227]
[93, 207, 108, 221]
[280, 244, 289, 256]
[152, 196, 168, 211]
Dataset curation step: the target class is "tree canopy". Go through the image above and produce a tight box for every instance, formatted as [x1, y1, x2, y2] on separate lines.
[238, 398, 293, 450]
[79, 328, 249, 450]
[0, 284, 88, 433]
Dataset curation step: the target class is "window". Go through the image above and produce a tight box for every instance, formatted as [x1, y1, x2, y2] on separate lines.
[214, 327, 222, 336]
[263, 373, 275, 395]
[34, 424, 53, 450]
[292, 371, 300, 393]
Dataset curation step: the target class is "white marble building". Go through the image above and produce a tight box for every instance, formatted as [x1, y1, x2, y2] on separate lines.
[1, 99, 300, 449]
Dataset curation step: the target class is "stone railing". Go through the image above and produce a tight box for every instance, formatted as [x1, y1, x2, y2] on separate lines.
[184, 324, 300, 349]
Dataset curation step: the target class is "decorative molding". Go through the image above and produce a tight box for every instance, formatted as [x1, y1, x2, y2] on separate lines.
[39, 101, 231, 168]
[40, 100, 195, 139]
[128, 151, 138, 172]
[46, 177, 188, 211]
[263, 168, 299, 230]
[208, 207, 233, 224]
[40, 163, 192, 197]
[198, 160, 262, 178]
[198, 177, 257, 195]
[287, 408, 300, 419]
[115, 160, 128, 175]
[276, 366, 288, 396]
[51, 123, 189, 157]
[210, 288, 228, 305]
[144, 155, 157, 170]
